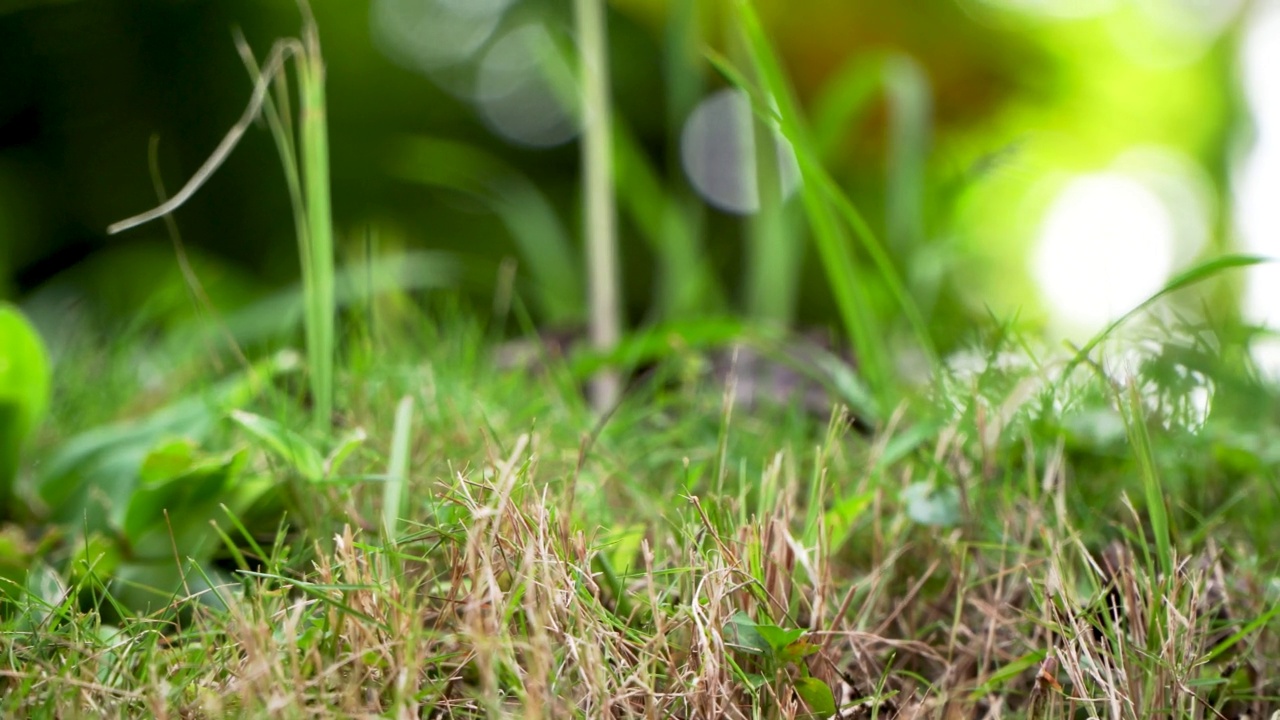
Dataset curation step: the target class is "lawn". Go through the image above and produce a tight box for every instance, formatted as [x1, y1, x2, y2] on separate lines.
[2, 1, 1278, 718]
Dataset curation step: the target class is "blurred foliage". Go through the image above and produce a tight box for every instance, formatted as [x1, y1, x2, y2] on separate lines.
[0, 0, 1247, 350]
[0, 303, 50, 521]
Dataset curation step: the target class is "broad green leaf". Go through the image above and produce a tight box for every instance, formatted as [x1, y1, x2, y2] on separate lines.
[230, 409, 325, 482]
[68, 531, 122, 583]
[755, 624, 806, 655]
[794, 676, 838, 717]
[35, 350, 298, 533]
[604, 523, 648, 574]
[779, 639, 822, 664]
[138, 438, 199, 485]
[123, 447, 247, 561]
[0, 303, 51, 517]
[824, 490, 874, 552]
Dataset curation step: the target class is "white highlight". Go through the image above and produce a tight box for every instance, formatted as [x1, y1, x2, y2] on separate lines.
[679, 89, 800, 215]
[1032, 173, 1176, 334]
[1238, 1, 1280, 331]
[475, 24, 580, 148]
[370, 0, 513, 72]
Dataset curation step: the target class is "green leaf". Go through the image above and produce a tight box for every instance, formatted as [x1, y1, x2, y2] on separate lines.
[0, 303, 51, 518]
[779, 639, 822, 664]
[793, 676, 837, 717]
[123, 446, 247, 561]
[724, 611, 773, 657]
[230, 409, 325, 482]
[755, 623, 807, 655]
[35, 350, 297, 534]
[324, 427, 367, 478]
[382, 396, 414, 541]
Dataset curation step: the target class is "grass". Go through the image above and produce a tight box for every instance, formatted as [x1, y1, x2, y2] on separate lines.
[4, 311, 1280, 718]
[6, 1, 1280, 718]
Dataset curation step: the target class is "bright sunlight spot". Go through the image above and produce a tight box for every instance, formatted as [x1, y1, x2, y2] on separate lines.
[680, 88, 800, 215]
[1032, 172, 1176, 335]
[1238, 1, 1280, 328]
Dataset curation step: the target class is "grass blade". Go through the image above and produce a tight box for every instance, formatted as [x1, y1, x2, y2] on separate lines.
[297, 12, 336, 431]
[1063, 254, 1269, 379]
[383, 396, 414, 543]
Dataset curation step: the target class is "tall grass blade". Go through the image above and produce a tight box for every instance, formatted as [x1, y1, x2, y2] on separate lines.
[297, 9, 336, 431]
[707, 47, 889, 393]
[714, 1, 941, 400]
[107, 5, 337, 431]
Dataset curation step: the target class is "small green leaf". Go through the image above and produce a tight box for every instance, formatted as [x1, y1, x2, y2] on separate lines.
[230, 409, 325, 482]
[794, 676, 837, 717]
[724, 611, 772, 657]
[755, 624, 807, 655]
[123, 447, 246, 560]
[138, 438, 199, 485]
[779, 639, 822, 664]
[324, 427, 367, 478]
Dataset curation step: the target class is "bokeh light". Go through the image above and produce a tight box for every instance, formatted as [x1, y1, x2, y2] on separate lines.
[679, 89, 800, 215]
[1236, 0, 1280, 376]
[1031, 172, 1177, 335]
[370, 0, 514, 73]
[1106, 0, 1245, 68]
[475, 24, 580, 148]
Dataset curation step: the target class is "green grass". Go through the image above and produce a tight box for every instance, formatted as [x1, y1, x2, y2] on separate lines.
[4, 310, 1280, 718]
[5, 1, 1279, 718]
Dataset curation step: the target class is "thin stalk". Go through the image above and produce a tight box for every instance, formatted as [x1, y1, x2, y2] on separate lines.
[575, 0, 622, 411]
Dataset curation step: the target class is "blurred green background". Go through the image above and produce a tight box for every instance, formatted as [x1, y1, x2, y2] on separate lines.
[0, 0, 1263, 354]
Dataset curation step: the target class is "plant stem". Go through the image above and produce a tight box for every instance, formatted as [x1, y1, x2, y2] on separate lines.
[575, 0, 622, 411]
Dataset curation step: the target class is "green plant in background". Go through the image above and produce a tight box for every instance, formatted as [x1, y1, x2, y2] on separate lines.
[25, 351, 302, 615]
[707, 0, 939, 411]
[0, 303, 50, 522]
[109, 0, 336, 432]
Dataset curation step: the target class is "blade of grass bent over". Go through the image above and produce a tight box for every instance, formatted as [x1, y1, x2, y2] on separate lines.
[107, 3, 337, 432]
[1061, 254, 1268, 381]
[715, 1, 941, 398]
